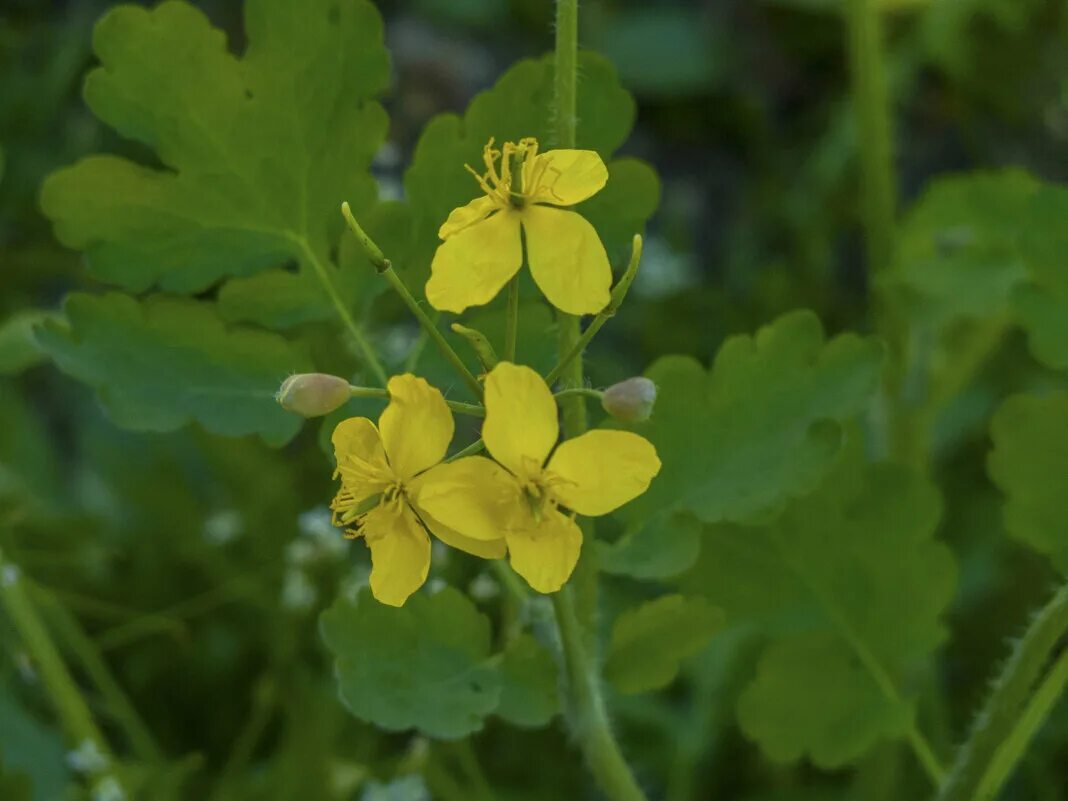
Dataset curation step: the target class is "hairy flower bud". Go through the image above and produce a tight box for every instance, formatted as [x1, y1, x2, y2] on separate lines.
[601, 377, 657, 423]
[277, 373, 351, 417]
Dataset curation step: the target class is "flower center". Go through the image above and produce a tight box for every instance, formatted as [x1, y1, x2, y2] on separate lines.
[464, 137, 553, 209]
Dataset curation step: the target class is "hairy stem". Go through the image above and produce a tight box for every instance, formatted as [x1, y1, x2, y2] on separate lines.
[975, 647, 1068, 800]
[550, 3, 647, 801]
[845, 0, 896, 276]
[552, 589, 647, 801]
[937, 581, 1068, 801]
[289, 233, 388, 387]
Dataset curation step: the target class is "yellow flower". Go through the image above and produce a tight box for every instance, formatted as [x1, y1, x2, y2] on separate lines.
[416, 363, 661, 593]
[331, 374, 505, 607]
[425, 137, 613, 317]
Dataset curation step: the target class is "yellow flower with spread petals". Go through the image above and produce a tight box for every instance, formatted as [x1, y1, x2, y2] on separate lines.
[416, 363, 661, 593]
[425, 137, 613, 317]
[331, 374, 505, 607]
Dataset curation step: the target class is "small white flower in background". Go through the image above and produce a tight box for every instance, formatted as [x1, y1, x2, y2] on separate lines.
[66, 739, 108, 774]
[468, 573, 500, 601]
[1, 563, 20, 587]
[380, 324, 420, 365]
[92, 775, 126, 801]
[341, 564, 372, 602]
[297, 506, 349, 562]
[281, 569, 318, 612]
[427, 577, 447, 594]
[203, 509, 244, 546]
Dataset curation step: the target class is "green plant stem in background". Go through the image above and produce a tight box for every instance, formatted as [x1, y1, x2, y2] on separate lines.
[33, 586, 161, 762]
[348, 385, 486, 417]
[341, 203, 484, 398]
[845, 0, 896, 277]
[0, 548, 114, 770]
[288, 233, 388, 387]
[545, 235, 643, 387]
[505, 276, 520, 362]
[551, 3, 648, 801]
[937, 581, 1068, 801]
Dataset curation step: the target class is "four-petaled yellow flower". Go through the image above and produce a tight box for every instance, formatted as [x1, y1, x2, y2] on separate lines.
[331, 374, 504, 607]
[417, 363, 662, 593]
[426, 137, 613, 317]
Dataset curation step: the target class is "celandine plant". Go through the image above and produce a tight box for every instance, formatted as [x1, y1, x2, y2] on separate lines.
[3, 0, 1068, 799]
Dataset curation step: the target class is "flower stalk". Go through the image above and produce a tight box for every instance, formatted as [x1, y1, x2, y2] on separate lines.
[341, 202, 484, 399]
[549, 2, 649, 800]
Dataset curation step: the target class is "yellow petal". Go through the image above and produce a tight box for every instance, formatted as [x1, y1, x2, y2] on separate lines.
[379, 374, 454, 480]
[410, 457, 521, 541]
[483, 362, 558, 478]
[426, 209, 522, 313]
[528, 149, 608, 206]
[546, 430, 662, 517]
[332, 416, 385, 466]
[506, 508, 583, 593]
[332, 417, 391, 502]
[438, 194, 500, 239]
[362, 503, 431, 607]
[419, 509, 508, 560]
[521, 206, 611, 316]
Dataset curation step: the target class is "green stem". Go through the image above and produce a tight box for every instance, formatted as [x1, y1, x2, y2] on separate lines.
[975, 648, 1068, 801]
[447, 438, 486, 463]
[549, 4, 645, 799]
[545, 235, 643, 387]
[554, 387, 604, 404]
[33, 586, 161, 762]
[288, 233, 388, 387]
[348, 386, 485, 417]
[0, 548, 113, 763]
[845, 0, 897, 276]
[552, 589, 647, 801]
[937, 581, 1068, 801]
[341, 203, 483, 399]
[504, 277, 520, 362]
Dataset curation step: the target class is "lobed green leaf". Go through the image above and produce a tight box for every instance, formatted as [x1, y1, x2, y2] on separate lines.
[41, 0, 388, 301]
[35, 293, 310, 445]
[604, 594, 724, 695]
[988, 391, 1068, 573]
[616, 309, 884, 524]
[320, 587, 501, 739]
[680, 451, 955, 767]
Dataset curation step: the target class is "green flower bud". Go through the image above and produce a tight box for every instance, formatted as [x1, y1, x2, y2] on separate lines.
[601, 377, 657, 423]
[277, 373, 351, 417]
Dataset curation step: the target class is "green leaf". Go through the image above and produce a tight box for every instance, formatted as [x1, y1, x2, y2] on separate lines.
[0, 311, 59, 376]
[604, 594, 724, 695]
[40, 0, 388, 293]
[617, 309, 884, 524]
[598, 513, 702, 581]
[320, 587, 501, 739]
[883, 170, 1036, 330]
[988, 392, 1068, 573]
[495, 633, 559, 727]
[404, 52, 654, 272]
[680, 453, 955, 767]
[35, 293, 310, 445]
[1015, 185, 1068, 369]
[0, 691, 68, 801]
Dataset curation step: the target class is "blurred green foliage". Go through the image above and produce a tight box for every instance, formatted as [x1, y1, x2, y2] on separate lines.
[4, 0, 1068, 799]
